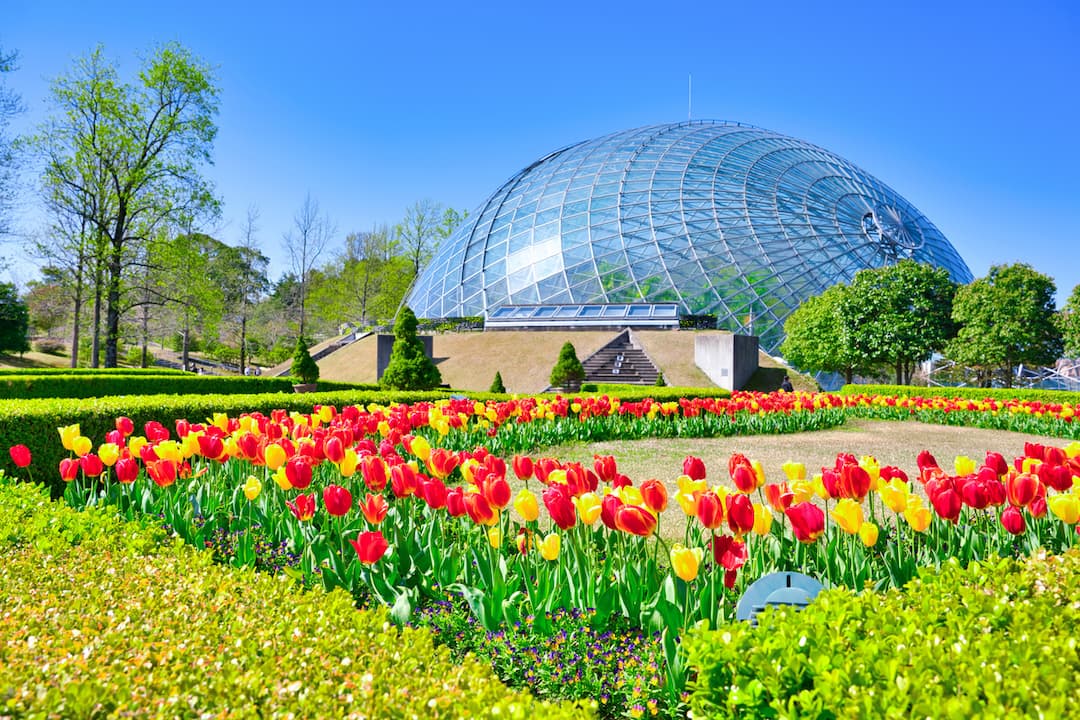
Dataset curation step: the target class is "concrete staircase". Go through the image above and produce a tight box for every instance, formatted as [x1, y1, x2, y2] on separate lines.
[581, 330, 660, 385]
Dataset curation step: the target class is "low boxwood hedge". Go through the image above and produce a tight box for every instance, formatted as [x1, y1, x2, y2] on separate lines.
[0, 389, 491, 496]
[0, 367, 186, 375]
[0, 478, 593, 719]
[841, 383, 1080, 405]
[683, 550, 1080, 719]
[578, 384, 730, 401]
[0, 373, 376, 400]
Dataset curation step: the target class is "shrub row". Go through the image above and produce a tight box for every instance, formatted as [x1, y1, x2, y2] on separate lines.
[841, 383, 1080, 405]
[0, 389, 483, 495]
[578, 384, 731, 401]
[0, 367, 186, 375]
[0, 478, 593, 719]
[0, 373, 376, 400]
[683, 550, 1080, 719]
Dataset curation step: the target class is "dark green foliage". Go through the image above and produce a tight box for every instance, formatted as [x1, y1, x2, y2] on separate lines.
[654, 372, 666, 387]
[380, 307, 442, 391]
[684, 551, 1080, 719]
[549, 342, 585, 391]
[0, 282, 30, 354]
[490, 370, 506, 394]
[0, 373, 371, 400]
[840, 383, 1080, 405]
[945, 263, 1063, 387]
[290, 337, 320, 384]
[1060, 282, 1080, 358]
[781, 284, 866, 383]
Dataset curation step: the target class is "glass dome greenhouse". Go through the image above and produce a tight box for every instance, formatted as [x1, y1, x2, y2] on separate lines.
[407, 120, 972, 352]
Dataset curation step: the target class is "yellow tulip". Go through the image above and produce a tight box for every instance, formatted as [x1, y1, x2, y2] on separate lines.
[460, 458, 479, 485]
[676, 474, 707, 495]
[432, 418, 450, 436]
[669, 543, 704, 582]
[782, 461, 806, 482]
[539, 533, 561, 561]
[514, 488, 540, 522]
[243, 474, 262, 501]
[573, 492, 603, 525]
[71, 436, 92, 458]
[338, 448, 358, 477]
[264, 444, 287, 471]
[1047, 493, 1080, 525]
[1064, 441, 1080, 459]
[859, 455, 881, 485]
[879, 478, 910, 514]
[317, 405, 333, 424]
[675, 490, 700, 516]
[811, 473, 829, 500]
[791, 478, 815, 504]
[58, 424, 81, 452]
[616, 485, 644, 507]
[377, 420, 390, 437]
[211, 412, 229, 432]
[128, 435, 148, 458]
[181, 433, 200, 459]
[751, 459, 766, 488]
[830, 498, 863, 534]
[904, 497, 932, 532]
[97, 443, 120, 467]
[273, 467, 292, 491]
[859, 522, 879, 547]
[222, 436, 239, 459]
[1021, 457, 1041, 474]
[155, 440, 181, 464]
[954, 455, 976, 476]
[487, 526, 502, 548]
[753, 503, 773, 536]
[410, 435, 432, 462]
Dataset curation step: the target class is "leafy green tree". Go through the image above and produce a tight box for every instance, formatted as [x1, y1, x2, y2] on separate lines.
[1061, 283, 1080, 359]
[838, 260, 958, 384]
[397, 199, 444, 278]
[0, 45, 22, 240]
[380, 306, 441, 390]
[283, 194, 335, 339]
[945, 263, 1063, 387]
[780, 284, 866, 383]
[34, 43, 220, 367]
[0, 282, 30, 354]
[549, 342, 585, 391]
[290, 337, 320, 385]
[490, 371, 506, 394]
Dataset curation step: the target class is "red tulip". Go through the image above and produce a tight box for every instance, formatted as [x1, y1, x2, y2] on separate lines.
[114, 456, 139, 484]
[287, 493, 317, 521]
[446, 486, 467, 517]
[593, 455, 618, 484]
[839, 464, 871, 501]
[324, 436, 345, 464]
[542, 485, 577, 530]
[696, 491, 725, 529]
[600, 493, 623, 530]
[146, 459, 177, 487]
[323, 484, 353, 517]
[732, 465, 757, 494]
[764, 482, 794, 513]
[359, 493, 389, 525]
[785, 502, 825, 543]
[683, 456, 706, 481]
[512, 455, 534, 481]
[238, 432, 259, 460]
[984, 451, 1009, 477]
[1006, 472, 1040, 507]
[144, 421, 169, 442]
[9, 444, 31, 468]
[728, 453, 752, 478]
[282, 456, 311, 489]
[1000, 505, 1026, 535]
[930, 487, 962, 523]
[482, 476, 512, 509]
[726, 493, 755, 536]
[197, 434, 224, 461]
[422, 478, 448, 510]
[59, 457, 79, 482]
[1038, 463, 1073, 493]
[712, 533, 748, 571]
[80, 453, 104, 478]
[465, 491, 497, 526]
[390, 463, 419, 498]
[351, 530, 389, 564]
[361, 455, 389, 492]
[640, 478, 669, 513]
[427, 448, 459, 480]
[879, 465, 909, 483]
[821, 469, 841, 498]
[917, 450, 940, 471]
[1030, 494, 1048, 519]
[115, 416, 134, 437]
[960, 478, 990, 510]
[615, 504, 657, 536]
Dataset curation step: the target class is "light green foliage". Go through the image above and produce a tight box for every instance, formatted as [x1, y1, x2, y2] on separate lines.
[839, 260, 957, 384]
[684, 551, 1080, 719]
[0, 282, 30, 353]
[289, 336, 320, 384]
[1060, 283, 1080, 358]
[380, 306, 442, 390]
[549, 342, 585, 391]
[0, 480, 593, 719]
[945, 263, 1063, 387]
[780, 284, 864, 382]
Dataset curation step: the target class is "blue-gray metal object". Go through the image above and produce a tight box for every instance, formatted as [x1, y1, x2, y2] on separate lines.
[736, 571, 824, 627]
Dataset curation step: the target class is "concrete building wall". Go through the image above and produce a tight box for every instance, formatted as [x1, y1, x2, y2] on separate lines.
[694, 334, 759, 391]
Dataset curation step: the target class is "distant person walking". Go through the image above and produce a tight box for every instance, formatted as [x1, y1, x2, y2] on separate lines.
[780, 375, 794, 392]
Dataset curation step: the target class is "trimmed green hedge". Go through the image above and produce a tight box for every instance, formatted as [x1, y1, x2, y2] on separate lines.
[0, 478, 593, 719]
[684, 551, 1080, 719]
[0, 373, 377, 400]
[841, 383, 1080, 404]
[0, 389, 490, 495]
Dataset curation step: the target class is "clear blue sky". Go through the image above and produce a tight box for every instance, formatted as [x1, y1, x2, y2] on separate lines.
[4, 0, 1079, 304]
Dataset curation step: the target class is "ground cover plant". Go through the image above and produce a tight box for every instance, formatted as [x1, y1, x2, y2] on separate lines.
[6, 388, 1080, 716]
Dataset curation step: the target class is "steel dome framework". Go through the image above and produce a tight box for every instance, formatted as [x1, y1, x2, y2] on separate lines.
[408, 120, 972, 351]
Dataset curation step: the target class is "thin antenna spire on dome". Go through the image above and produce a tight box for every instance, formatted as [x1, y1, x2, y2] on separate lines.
[688, 73, 692, 120]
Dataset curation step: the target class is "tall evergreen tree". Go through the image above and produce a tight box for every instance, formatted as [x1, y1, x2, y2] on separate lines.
[380, 306, 441, 390]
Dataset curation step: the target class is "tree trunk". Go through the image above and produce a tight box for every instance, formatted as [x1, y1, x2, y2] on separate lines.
[104, 239, 123, 368]
[92, 270, 102, 368]
[895, 361, 902, 385]
[239, 314, 247, 375]
[70, 260, 84, 368]
[845, 368, 853, 385]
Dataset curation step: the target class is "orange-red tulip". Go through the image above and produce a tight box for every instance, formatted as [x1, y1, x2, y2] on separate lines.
[615, 504, 657, 536]
[351, 530, 389, 564]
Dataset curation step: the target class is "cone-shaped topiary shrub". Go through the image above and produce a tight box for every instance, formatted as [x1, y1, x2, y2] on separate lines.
[380, 307, 442, 390]
[290, 337, 320, 385]
[549, 342, 585, 392]
[490, 370, 506, 394]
